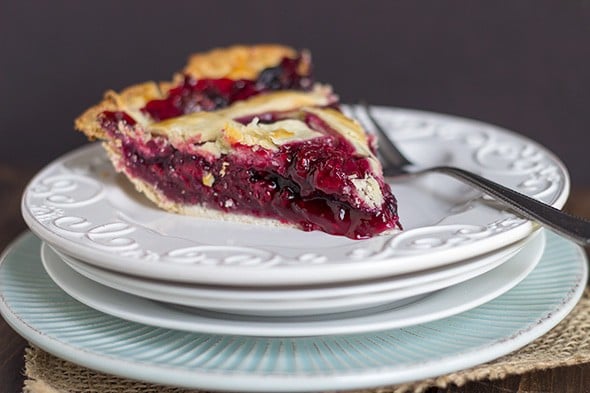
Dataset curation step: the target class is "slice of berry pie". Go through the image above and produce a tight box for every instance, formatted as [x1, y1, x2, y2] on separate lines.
[76, 45, 400, 239]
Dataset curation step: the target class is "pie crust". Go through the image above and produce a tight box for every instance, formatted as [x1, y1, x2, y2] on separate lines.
[75, 45, 399, 239]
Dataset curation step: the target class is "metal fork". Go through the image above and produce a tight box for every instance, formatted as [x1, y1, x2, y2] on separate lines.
[358, 103, 590, 246]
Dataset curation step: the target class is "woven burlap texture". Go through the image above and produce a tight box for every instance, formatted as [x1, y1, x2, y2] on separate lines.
[23, 287, 590, 393]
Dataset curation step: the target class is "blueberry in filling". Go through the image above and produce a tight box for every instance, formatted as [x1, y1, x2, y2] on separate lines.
[76, 45, 400, 239]
[142, 55, 312, 121]
[99, 108, 399, 239]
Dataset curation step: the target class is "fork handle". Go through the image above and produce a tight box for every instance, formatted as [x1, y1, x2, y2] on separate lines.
[420, 166, 590, 246]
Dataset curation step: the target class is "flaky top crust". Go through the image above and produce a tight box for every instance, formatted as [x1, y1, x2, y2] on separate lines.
[73, 45, 393, 225]
[75, 44, 309, 142]
[75, 81, 164, 141]
[182, 44, 307, 80]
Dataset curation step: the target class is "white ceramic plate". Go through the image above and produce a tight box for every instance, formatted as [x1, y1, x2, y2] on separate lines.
[21, 107, 569, 286]
[0, 231, 585, 392]
[52, 234, 532, 316]
[41, 231, 544, 334]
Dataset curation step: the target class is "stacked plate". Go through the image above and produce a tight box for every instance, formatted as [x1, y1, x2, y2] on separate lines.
[1, 107, 587, 392]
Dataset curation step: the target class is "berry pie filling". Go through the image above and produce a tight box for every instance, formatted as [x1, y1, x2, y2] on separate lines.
[77, 45, 401, 239]
[99, 105, 399, 239]
[143, 55, 312, 121]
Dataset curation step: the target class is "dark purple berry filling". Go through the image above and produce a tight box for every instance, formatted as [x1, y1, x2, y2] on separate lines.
[142, 56, 312, 121]
[96, 57, 399, 238]
[100, 111, 399, 239]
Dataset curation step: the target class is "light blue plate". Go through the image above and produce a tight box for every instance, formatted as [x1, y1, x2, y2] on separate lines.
[0, 231, 586, 392]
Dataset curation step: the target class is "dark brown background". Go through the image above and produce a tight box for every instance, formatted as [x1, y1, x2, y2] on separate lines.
[1, 0, 590, 184]
[1, 3, 590, 392]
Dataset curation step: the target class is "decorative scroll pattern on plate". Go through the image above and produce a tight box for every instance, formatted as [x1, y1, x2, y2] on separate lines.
[371, 108, 564, 200]
[23, 107, 568, 272]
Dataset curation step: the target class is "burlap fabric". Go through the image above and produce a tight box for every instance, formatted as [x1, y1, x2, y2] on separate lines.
[22, 287, 590, 393]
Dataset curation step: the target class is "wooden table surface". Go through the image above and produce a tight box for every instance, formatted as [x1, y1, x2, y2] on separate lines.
[1, 167, 589, 393]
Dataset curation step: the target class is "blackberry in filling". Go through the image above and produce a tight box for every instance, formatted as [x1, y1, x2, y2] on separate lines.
[143, 55, 312, 121]
[99, 109, 399, 239]
[77, 46, 400, 239]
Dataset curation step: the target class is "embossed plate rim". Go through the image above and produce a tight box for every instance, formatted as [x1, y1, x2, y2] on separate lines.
[0, 231, 586, 392]
[21, 106, 570, 285]
[49, 233, 533, 315]
[40, 232, 544, 334]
